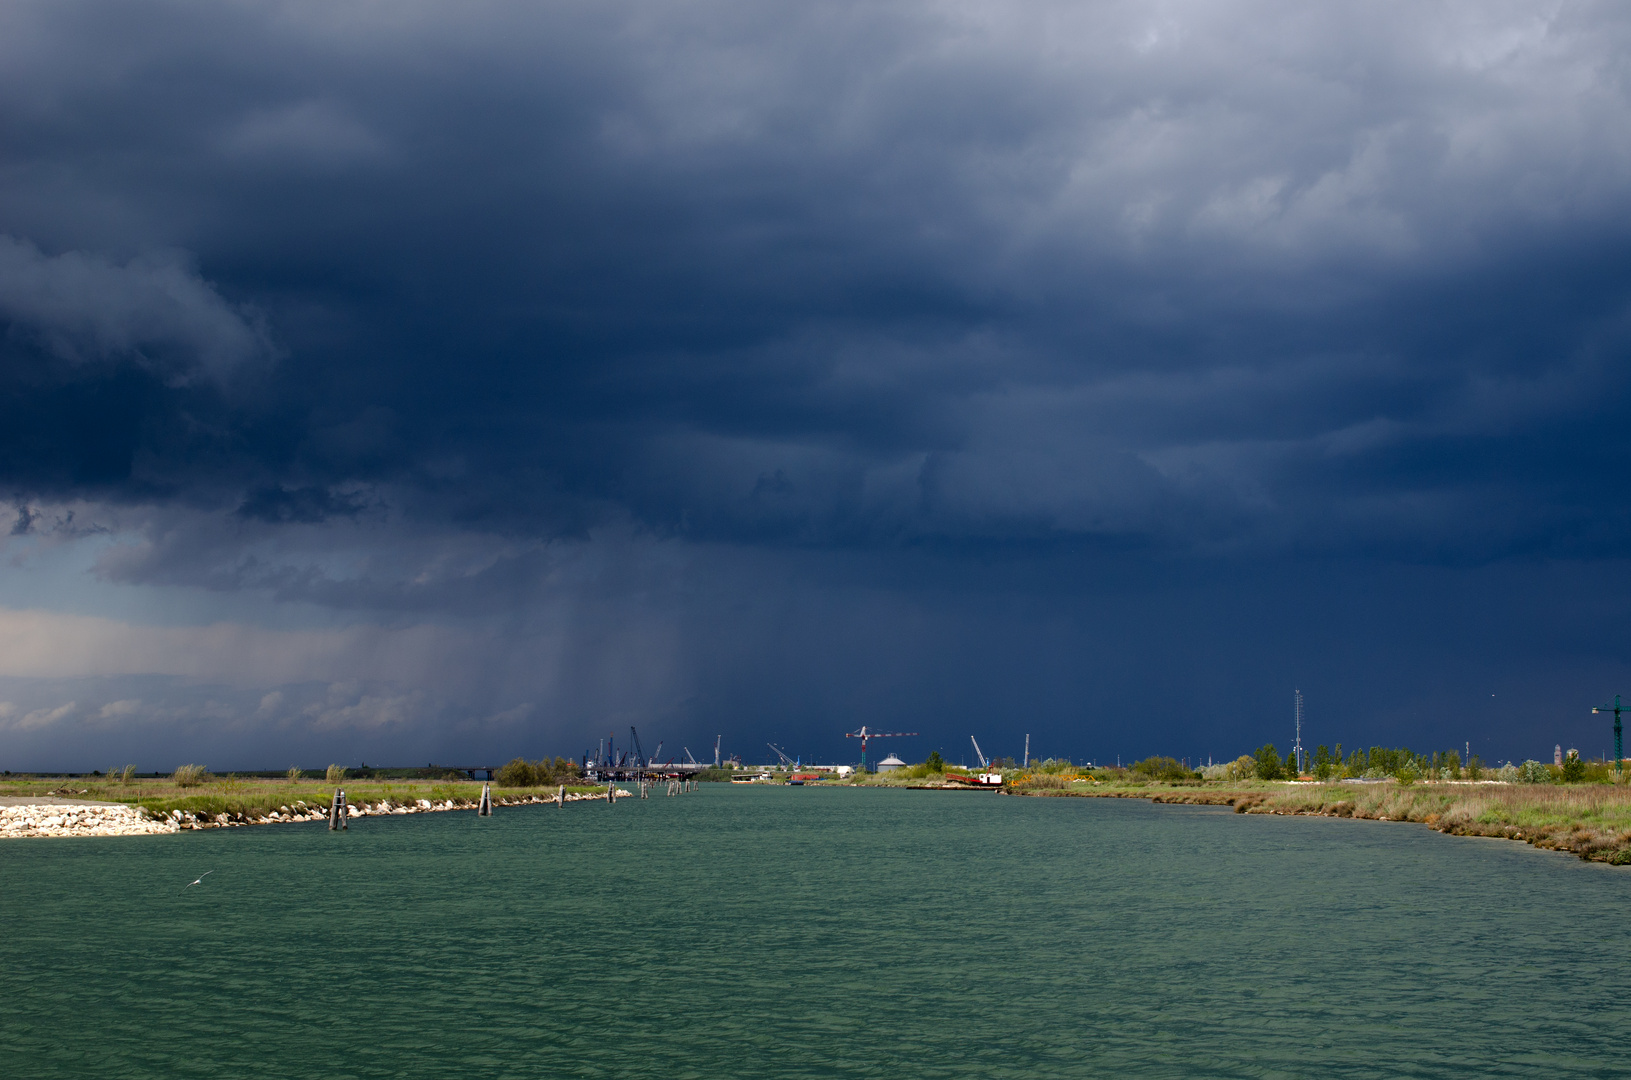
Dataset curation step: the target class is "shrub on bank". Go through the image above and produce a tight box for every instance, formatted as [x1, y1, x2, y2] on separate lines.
[1517, 760, 1552, 784]
[495, 756, 581, 787]
[1132, 756, 1197, 781]
[1201, 756, 1256, 781]
[325, 764, 346, 785]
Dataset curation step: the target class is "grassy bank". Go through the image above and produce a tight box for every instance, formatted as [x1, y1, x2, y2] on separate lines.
[0, 775, 608, 822]
[1013, 778, 1631, 864]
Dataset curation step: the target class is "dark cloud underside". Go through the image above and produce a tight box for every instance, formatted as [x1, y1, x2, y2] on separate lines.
[1, 0, 1630, 762]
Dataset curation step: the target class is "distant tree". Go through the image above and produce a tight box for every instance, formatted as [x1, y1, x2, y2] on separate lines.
[1253, 745, 1283, 781]
[495, 758, 540, 787]
[325, 764, 346, 785]
[1561, 750, 1586, 783]
[1313, 745, 1334, 781]
[925, 751, 945, 772]
[1516, 760, 1552, 784]
[1466, 755, 1484, 781]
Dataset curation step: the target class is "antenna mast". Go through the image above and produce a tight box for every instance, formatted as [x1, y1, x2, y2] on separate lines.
[1293, 690, 1305, 776]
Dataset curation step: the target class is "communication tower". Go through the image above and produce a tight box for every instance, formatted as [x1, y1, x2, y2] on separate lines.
[1293, 690, 1305, 776]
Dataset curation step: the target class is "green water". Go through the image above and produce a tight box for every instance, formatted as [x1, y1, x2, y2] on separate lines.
[2, 787, 1628, 1079]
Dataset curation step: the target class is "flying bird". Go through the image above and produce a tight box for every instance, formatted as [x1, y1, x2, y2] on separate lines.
[183, 871, 213, 891]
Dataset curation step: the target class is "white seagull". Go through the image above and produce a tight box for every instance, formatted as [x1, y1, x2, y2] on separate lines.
[183, 871, 213, 891]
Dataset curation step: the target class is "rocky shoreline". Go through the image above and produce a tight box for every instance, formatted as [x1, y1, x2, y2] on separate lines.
[0, 788, 635, 839]
[1, 802, 178, 838]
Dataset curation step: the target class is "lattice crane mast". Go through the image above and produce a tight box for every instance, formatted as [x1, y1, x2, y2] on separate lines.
[844, 726, 918, 772]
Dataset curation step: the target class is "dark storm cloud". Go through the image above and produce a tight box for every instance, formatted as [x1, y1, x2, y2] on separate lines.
[2, 0, 1631, 765]
[1, 0, 1628, 571]
[235, 484, 365, 525]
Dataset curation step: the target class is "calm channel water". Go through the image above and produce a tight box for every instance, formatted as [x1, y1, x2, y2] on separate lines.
[3, 786, 1629, 1079]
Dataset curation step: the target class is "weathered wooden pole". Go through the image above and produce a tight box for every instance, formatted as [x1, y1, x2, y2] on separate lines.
[556, 784, 564, 807]
[329, 789, 348, 830]
[477, 782, 494, 816]
[606, 780, 614, 803]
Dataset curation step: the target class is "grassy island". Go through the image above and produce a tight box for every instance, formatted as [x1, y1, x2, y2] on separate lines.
[0, 770, 610, 826]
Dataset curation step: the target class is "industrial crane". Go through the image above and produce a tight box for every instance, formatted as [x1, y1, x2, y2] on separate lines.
[970, 736, 988, 769]
[844, 726, 918, 772]
[767, 743, 798, 768]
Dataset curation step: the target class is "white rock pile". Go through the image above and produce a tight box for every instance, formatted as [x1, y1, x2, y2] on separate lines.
[0, 803, 179, 839]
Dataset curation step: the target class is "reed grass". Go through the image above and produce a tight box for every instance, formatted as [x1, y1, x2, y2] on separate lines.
[171, 764, 209, 788]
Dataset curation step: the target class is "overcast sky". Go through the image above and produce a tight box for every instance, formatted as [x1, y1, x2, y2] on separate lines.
[2, 0, 1630, 771]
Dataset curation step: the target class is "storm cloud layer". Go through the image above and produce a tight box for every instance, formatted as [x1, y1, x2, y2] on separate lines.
[2, 0, 1630, 769]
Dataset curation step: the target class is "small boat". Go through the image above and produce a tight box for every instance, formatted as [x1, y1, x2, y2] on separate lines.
[945, 772, 1004, 789]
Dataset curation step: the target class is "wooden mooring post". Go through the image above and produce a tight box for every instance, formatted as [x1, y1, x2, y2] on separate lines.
[477, 783, 494, 816]
[328, 789, 348, 830]
[606, 781, 614, 803]
[556, 784, 564, 807]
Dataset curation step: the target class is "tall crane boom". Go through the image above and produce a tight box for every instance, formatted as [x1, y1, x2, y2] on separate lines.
[767, 742, 797, 767]
[844, 726, 918, 771]
[970, 736, 988, 769]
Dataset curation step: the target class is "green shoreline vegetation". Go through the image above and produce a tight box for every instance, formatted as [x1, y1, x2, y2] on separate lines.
[8, 744, 1631, 863]
[0, 759, 608, 825]
[836, 743, 1631, 865]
